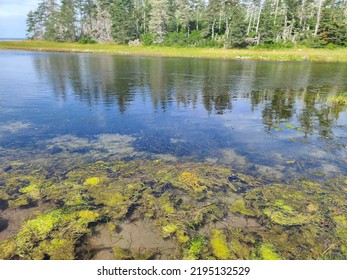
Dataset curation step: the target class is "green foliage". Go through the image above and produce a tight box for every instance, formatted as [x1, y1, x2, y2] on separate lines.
[110, 0, 138, 43]
[141, 33, 156, 46]
[78, 37, 97, 44]
[26, 0, 347, 47]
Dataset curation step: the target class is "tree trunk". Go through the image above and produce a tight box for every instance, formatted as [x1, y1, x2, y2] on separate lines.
[274, 0, 279, 24]
[211, 18, 216, 40]
[247, 7, 254, 35]
[314, 0, 323, 36]
[255, 7, 261, 36]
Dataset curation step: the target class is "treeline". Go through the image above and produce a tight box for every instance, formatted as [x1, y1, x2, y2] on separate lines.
[27, 0, 347, 48]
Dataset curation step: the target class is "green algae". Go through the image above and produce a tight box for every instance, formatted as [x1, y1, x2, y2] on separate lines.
[183, 236, 206, 260]
[176, 230, 190, 243]
[84, 177, 101, 186]
[210, 229, 230, 260]
[228, 229, 254, 259]
[8, 196, 30, 208]
[1, 159, 347, 260]
[263, 199, 310, 226]
[258, 243, 282, 260]
[263, 208, 309, 226]
[229, 199, 255, 217]
[19, 184, 40, 200]
[0, 208, 100, 259]
[161, 224, 178, 237]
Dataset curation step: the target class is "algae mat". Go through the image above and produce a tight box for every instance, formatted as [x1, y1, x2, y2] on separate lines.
[0, 160, 346, 260]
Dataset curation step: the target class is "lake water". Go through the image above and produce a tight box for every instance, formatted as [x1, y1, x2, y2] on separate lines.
[0, 50, 347, 260]
[0, 50, 346, 180]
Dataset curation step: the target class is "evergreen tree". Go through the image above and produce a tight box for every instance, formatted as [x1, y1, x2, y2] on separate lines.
[149, 0, 170, 43]
[58, 0, 77, 41]
[110, 0, 137, 43]
[25, 0, 347, 47]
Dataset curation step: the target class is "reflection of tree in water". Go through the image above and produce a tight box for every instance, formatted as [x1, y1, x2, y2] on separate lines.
[34, 54, 137, 113]
[254, 85, 347, 139]
[261, 89, 296, 130]
[202, 62, 233, 115]
[298, 87, 347, 139]
[33, 54, 347, 135]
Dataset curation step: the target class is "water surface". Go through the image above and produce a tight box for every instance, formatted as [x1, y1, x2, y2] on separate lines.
[1, 50, 347, 260]
[0, 50, 346, 180]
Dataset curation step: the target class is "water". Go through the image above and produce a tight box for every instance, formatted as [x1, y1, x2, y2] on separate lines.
[0, 50, 346, 180]
[1, 50, 347, 260]
[0, 38, 25, 41]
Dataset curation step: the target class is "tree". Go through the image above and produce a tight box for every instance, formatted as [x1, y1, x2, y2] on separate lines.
[58, 0, 77, 41]
[149, 0, 170, 43]
[110, 0, 137, 43]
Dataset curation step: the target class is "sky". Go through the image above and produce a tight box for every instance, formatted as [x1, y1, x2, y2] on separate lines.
[0, 0, 38, 38]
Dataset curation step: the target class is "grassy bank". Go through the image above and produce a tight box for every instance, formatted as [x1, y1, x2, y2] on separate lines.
[1, 40, 347, 62]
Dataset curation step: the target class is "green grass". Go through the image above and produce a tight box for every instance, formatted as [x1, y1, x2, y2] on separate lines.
[1, 40, 347, 62]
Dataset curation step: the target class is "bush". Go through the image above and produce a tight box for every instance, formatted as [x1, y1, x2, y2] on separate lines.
[78, 37, 97, 44]
[141, 33, 155, 46]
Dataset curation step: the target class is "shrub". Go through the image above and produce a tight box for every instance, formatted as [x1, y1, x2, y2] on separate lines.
[78, 37, 97, 44]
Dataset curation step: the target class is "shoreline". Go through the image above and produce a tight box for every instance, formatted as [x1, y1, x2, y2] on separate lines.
[1, 40, 347, 62]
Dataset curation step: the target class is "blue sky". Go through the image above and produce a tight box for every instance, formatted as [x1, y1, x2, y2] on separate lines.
[0, 0, 38, 38]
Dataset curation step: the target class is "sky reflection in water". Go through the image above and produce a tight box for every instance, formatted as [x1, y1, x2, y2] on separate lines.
[0, 50, 346, 181]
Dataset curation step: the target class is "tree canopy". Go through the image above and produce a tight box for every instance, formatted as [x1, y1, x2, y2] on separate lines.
[27, 0, 347, 48]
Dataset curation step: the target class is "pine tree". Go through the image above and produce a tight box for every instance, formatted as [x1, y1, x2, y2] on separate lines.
[110, 0, 137, 43]
[149, 0, 170, 43]
[58, 0, 77, 41]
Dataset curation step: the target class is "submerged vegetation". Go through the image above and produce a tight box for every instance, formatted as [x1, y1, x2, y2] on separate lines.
[0, 159, 346, 260]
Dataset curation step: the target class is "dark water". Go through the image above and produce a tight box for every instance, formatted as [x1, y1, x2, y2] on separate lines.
[0, 50, 346, 180]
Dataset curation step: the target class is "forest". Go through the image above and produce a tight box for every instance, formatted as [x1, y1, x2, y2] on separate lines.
[26, 0, 347, 48]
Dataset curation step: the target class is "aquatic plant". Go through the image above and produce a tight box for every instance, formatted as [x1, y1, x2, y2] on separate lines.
[262, 200, 310, 226]
[229, 199, 255, 217]
[210, 229, 230, 260]
[258, 243, 282, 260]
[183, 236, 206, 259]
[0, 208, 100, 259]
[1, 159, 347, 260]
[84, 177, 101, 186]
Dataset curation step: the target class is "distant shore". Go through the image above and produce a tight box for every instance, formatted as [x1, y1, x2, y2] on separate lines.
[1, 40, 347, 62]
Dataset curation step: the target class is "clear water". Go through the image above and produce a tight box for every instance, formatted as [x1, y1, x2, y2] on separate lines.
[0, 50, 346, 181]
